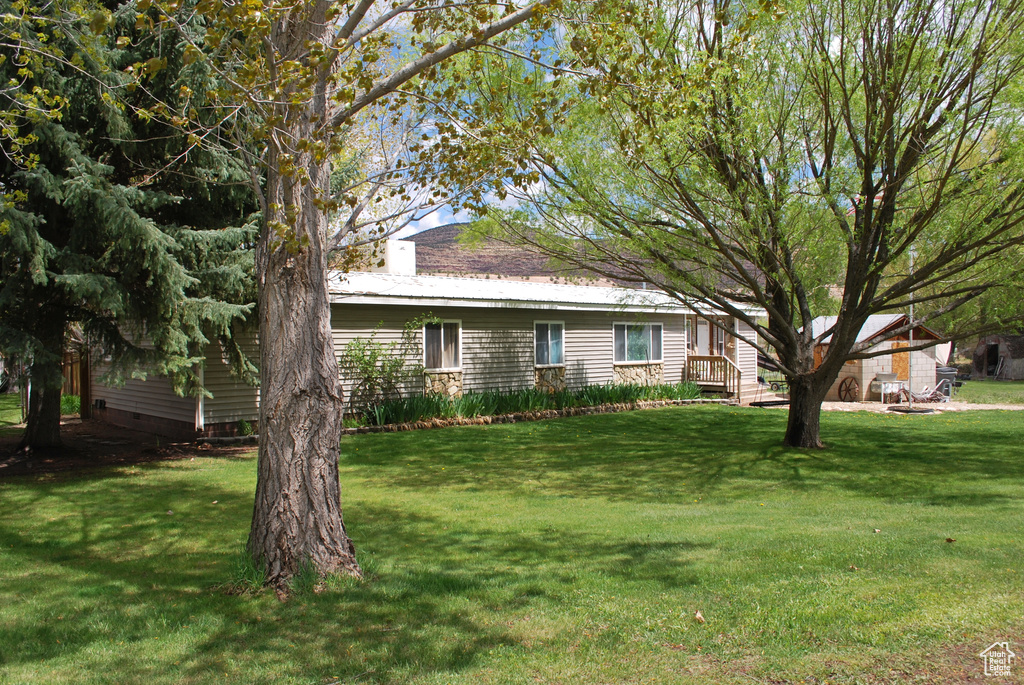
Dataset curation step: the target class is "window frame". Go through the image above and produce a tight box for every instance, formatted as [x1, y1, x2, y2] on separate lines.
[423, 319, 462, 371]
[534, 320, 566, 367]
[685, 317, 698, 355]
[713, 321, 727, 356]
[613, 322, 664, 364]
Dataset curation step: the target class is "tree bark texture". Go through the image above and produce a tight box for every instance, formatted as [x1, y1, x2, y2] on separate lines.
[783, 375, 831, 448]
[20, 323, 65, 450]
[247, 3, 361, 587]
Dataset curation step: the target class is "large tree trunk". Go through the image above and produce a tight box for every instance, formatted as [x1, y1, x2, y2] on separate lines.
[783, 375, 830, 448]
[20, 324, 65, 450]
[247, 3, 361, 588]
[248, 176, 362, 586]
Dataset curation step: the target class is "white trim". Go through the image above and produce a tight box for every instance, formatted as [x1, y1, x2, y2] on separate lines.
[195, 364, 205, 432]
[533, 320, 565, 367]
[333, 293, 685, 314]
[329, 272, 766, 317]
[423, 319, 462, 371]
[613, 322, 664, 363]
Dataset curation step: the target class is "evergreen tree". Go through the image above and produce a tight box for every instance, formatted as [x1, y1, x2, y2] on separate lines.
[0, 2, 258, 450]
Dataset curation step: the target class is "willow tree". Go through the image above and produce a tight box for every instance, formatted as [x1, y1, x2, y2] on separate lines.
[485, 0, 1024, 447]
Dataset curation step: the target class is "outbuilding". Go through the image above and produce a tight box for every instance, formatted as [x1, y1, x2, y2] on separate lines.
[812, 314, 942, 402]
[971, 333, 1024, 380]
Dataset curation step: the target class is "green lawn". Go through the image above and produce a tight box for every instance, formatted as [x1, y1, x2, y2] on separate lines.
[956, 379, 1024, 405]
[0, 393, 23, 438]
[0, 393, 21, 427]
[2, 405, 1022, 684]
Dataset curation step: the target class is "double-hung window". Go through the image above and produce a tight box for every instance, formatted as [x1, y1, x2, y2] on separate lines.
[424, 321, 460, 369]
[614, 323, 663, 363]
[713, 323, 727, 356]
[535, 322, 564, 366]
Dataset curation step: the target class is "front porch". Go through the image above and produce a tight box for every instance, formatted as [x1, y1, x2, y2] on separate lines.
[685, 355, 750, 404]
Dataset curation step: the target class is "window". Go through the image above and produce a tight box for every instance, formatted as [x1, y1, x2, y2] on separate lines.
[685, 318, 698, 354]
[424, 321, 460, 369]
[535, 322, 564, 366]
[614, 323, 663, 362]
[713, 323, 727, 356]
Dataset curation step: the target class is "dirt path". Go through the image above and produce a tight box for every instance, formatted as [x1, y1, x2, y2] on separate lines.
[819, 400, 1024, 413]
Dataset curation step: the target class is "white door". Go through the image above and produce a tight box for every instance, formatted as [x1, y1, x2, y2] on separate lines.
[696, 320, 710, 355]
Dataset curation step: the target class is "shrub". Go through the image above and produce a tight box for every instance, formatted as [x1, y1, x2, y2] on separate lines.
[339, 315, 437, 413]
[60, 394, 80, 416]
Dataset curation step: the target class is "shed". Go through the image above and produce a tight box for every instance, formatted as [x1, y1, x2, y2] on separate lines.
[971, 334, 1024, 380]
[811, 314, 942, 402]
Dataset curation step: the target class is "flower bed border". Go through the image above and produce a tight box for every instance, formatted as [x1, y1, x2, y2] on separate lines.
[196, 398, 732, 444]
[341, 397, 733, 435]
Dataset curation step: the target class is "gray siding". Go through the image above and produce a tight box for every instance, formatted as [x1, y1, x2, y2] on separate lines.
[90, 363, 197, 425]
[330, 303, 693, 395]
[331, 304, 427, 400]
[563, 312, 614, 388]
[662, 317, 687, 384]
[91, 334, 260, 428]
[202, 335, 260, 424]
[735, 319, 759, 382]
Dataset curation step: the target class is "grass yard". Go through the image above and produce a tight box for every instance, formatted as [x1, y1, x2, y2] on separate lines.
[2, 405, 1023, 684]
[956, 379, 1024, 405]
[0, 393, 21, 427]
[0, 393, 22, 438]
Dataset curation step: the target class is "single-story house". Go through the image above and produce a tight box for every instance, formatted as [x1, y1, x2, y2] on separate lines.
[971, 333, 1024, 380]
[90, 241, 764, 437]
[812, 314, 942, 402]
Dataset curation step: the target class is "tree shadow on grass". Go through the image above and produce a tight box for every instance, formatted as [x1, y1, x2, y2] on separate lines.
[0, 474, 709, 684]
[342, 406, 1024, 508]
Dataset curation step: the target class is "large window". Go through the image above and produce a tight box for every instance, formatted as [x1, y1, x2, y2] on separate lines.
[614, 323, 663, 363]
[535, 322, 564, 366]
[424, 321, 460, 369]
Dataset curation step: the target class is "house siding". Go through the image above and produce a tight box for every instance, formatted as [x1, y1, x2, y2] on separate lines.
[734, 319, 758, 382]
[89, 294, 761, 432]
[202, 335, 260, 425]
[330, 303, 699, 397]
[90, 362, 197, 434]
[90, 333, 260, 436]
[330, 304, 427, 401]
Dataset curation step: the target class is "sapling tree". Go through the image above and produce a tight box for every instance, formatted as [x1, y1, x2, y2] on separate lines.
[339, 315, 437, 415]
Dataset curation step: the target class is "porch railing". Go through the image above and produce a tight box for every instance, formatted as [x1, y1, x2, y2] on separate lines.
[686, 355, 743, 403]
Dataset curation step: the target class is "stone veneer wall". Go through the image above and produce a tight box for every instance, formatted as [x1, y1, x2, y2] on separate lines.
[613, 363, 664, 386]
[535, 366, 567, 393]
[425, 370, 463, 397]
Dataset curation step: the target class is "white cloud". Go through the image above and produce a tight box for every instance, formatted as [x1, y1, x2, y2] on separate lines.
[399, 205, 474, 236]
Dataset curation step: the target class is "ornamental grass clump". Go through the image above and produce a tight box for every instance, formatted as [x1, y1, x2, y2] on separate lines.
[361, 382, 701, 426]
